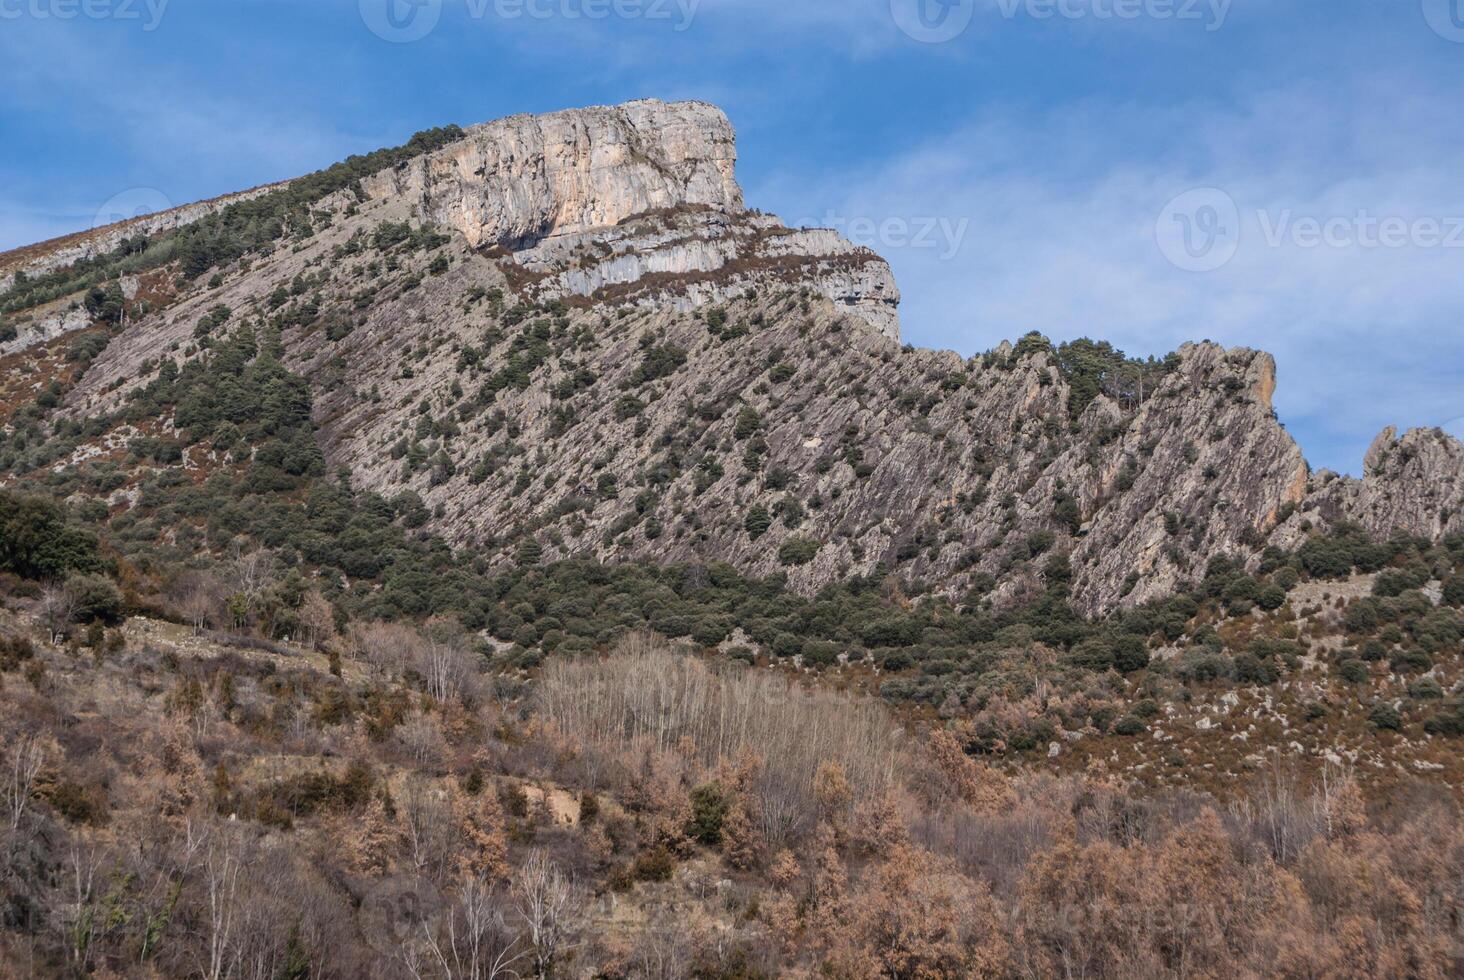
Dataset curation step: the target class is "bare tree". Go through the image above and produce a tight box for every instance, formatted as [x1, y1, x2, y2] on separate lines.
[61, 841, 104, 974]
[297, 591, 336, 651]
[413, 874, 524, 980]
[231, 544, 276, 601]
[202, 828, 245, 980]
[173, 569, 226, 635]
[516, 851, 580, 980]
[4, 733, 46, 832]
[39, 580, 78, 645]
[538, 638, 904, 824]
[228, 544, 277, 631]
[350, 620, 422, 679]
[424, 637, 472, 705]
[399, 777, 456, 881]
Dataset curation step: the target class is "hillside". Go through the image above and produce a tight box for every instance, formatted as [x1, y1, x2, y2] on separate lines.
[2, 98, 1464, 978]
[4, 99, 1459, 616]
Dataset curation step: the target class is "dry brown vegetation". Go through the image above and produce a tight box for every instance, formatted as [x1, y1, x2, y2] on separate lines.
[1, 613, 1461, 979]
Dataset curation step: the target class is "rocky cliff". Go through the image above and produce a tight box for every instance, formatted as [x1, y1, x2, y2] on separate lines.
[10, 99, 1464, 612]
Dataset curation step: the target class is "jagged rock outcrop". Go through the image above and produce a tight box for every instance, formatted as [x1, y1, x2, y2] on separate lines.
[1282, 426, 1464, 544]
[19, 98, 1464, 611]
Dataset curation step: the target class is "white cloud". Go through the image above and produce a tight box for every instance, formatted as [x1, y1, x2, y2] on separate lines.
[749, 78, 1464, 474]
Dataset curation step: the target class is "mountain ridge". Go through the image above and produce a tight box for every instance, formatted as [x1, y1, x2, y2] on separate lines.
[3, 98, 1461, 613]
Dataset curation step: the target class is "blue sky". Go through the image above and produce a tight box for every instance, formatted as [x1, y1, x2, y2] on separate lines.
[3, 0, 1463, 473]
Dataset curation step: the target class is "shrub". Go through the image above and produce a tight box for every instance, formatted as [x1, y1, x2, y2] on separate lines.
[67, 573, 124, 625]
[0, 491, 101, 580]
[733, 406, 761, 440]
[1112, 635, 1150, 673]
[1257, 585, 1287, 611]
[1337, 660, 1369, 684]
[744, 505, 772, 541]
[687, 782, 731, 845]
[1389, 649, 1433, 674]
[1233, 653, 1276, 685]
[632, 847, 675, 883]
[1423, 700, 1464, 736]
[1408, 677, 1444, 700]
[1368, 702, 1402, 732]
[777, 537, 820, 567]
[1113, 715, 1145, 737]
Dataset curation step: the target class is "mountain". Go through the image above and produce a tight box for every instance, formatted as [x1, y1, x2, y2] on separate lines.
[6, 98, 1464, 979]
[3, 98, 1458, 615]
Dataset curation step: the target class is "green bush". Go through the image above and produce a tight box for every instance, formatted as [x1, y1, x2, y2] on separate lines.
[1423, 700, 1464, 736]
[1368, 701, 1402, 731]
[67, 574, 123, 625]
[687, 782, 730, 845]
[1408, 677, 1445, 700]
[0, 491, 101, 580]
[777, 536, 820, 567]
[744, 505, 772, 541]
[1113, 715, 1146, 737]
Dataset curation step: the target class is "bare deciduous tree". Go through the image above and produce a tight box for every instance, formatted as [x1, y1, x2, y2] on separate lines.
[516, 851, 580, 980]
[297, 591, 336, 651]
[172, 568, 226, 635]
[411, 874, 524, 980]
[39, 580, 78, 645]
[202, 828, 245, 980]
[4, 732, 46, 832]
[538, 637, 904, 830]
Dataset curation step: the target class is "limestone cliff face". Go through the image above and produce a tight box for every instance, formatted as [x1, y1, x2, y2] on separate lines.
[359, 99, 743, 249]
[36, 99, 1464, 611]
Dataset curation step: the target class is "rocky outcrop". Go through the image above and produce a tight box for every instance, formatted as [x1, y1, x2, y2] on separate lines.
[1285, 426, 1464, 543]
[0, 183, 287, 292]
[359, 99, 743, 250]
[354, 99, 900, 340]
[507, 207, 901, 341]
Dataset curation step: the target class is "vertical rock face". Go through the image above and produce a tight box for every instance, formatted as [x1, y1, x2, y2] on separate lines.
[359, 99, 744, 250]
